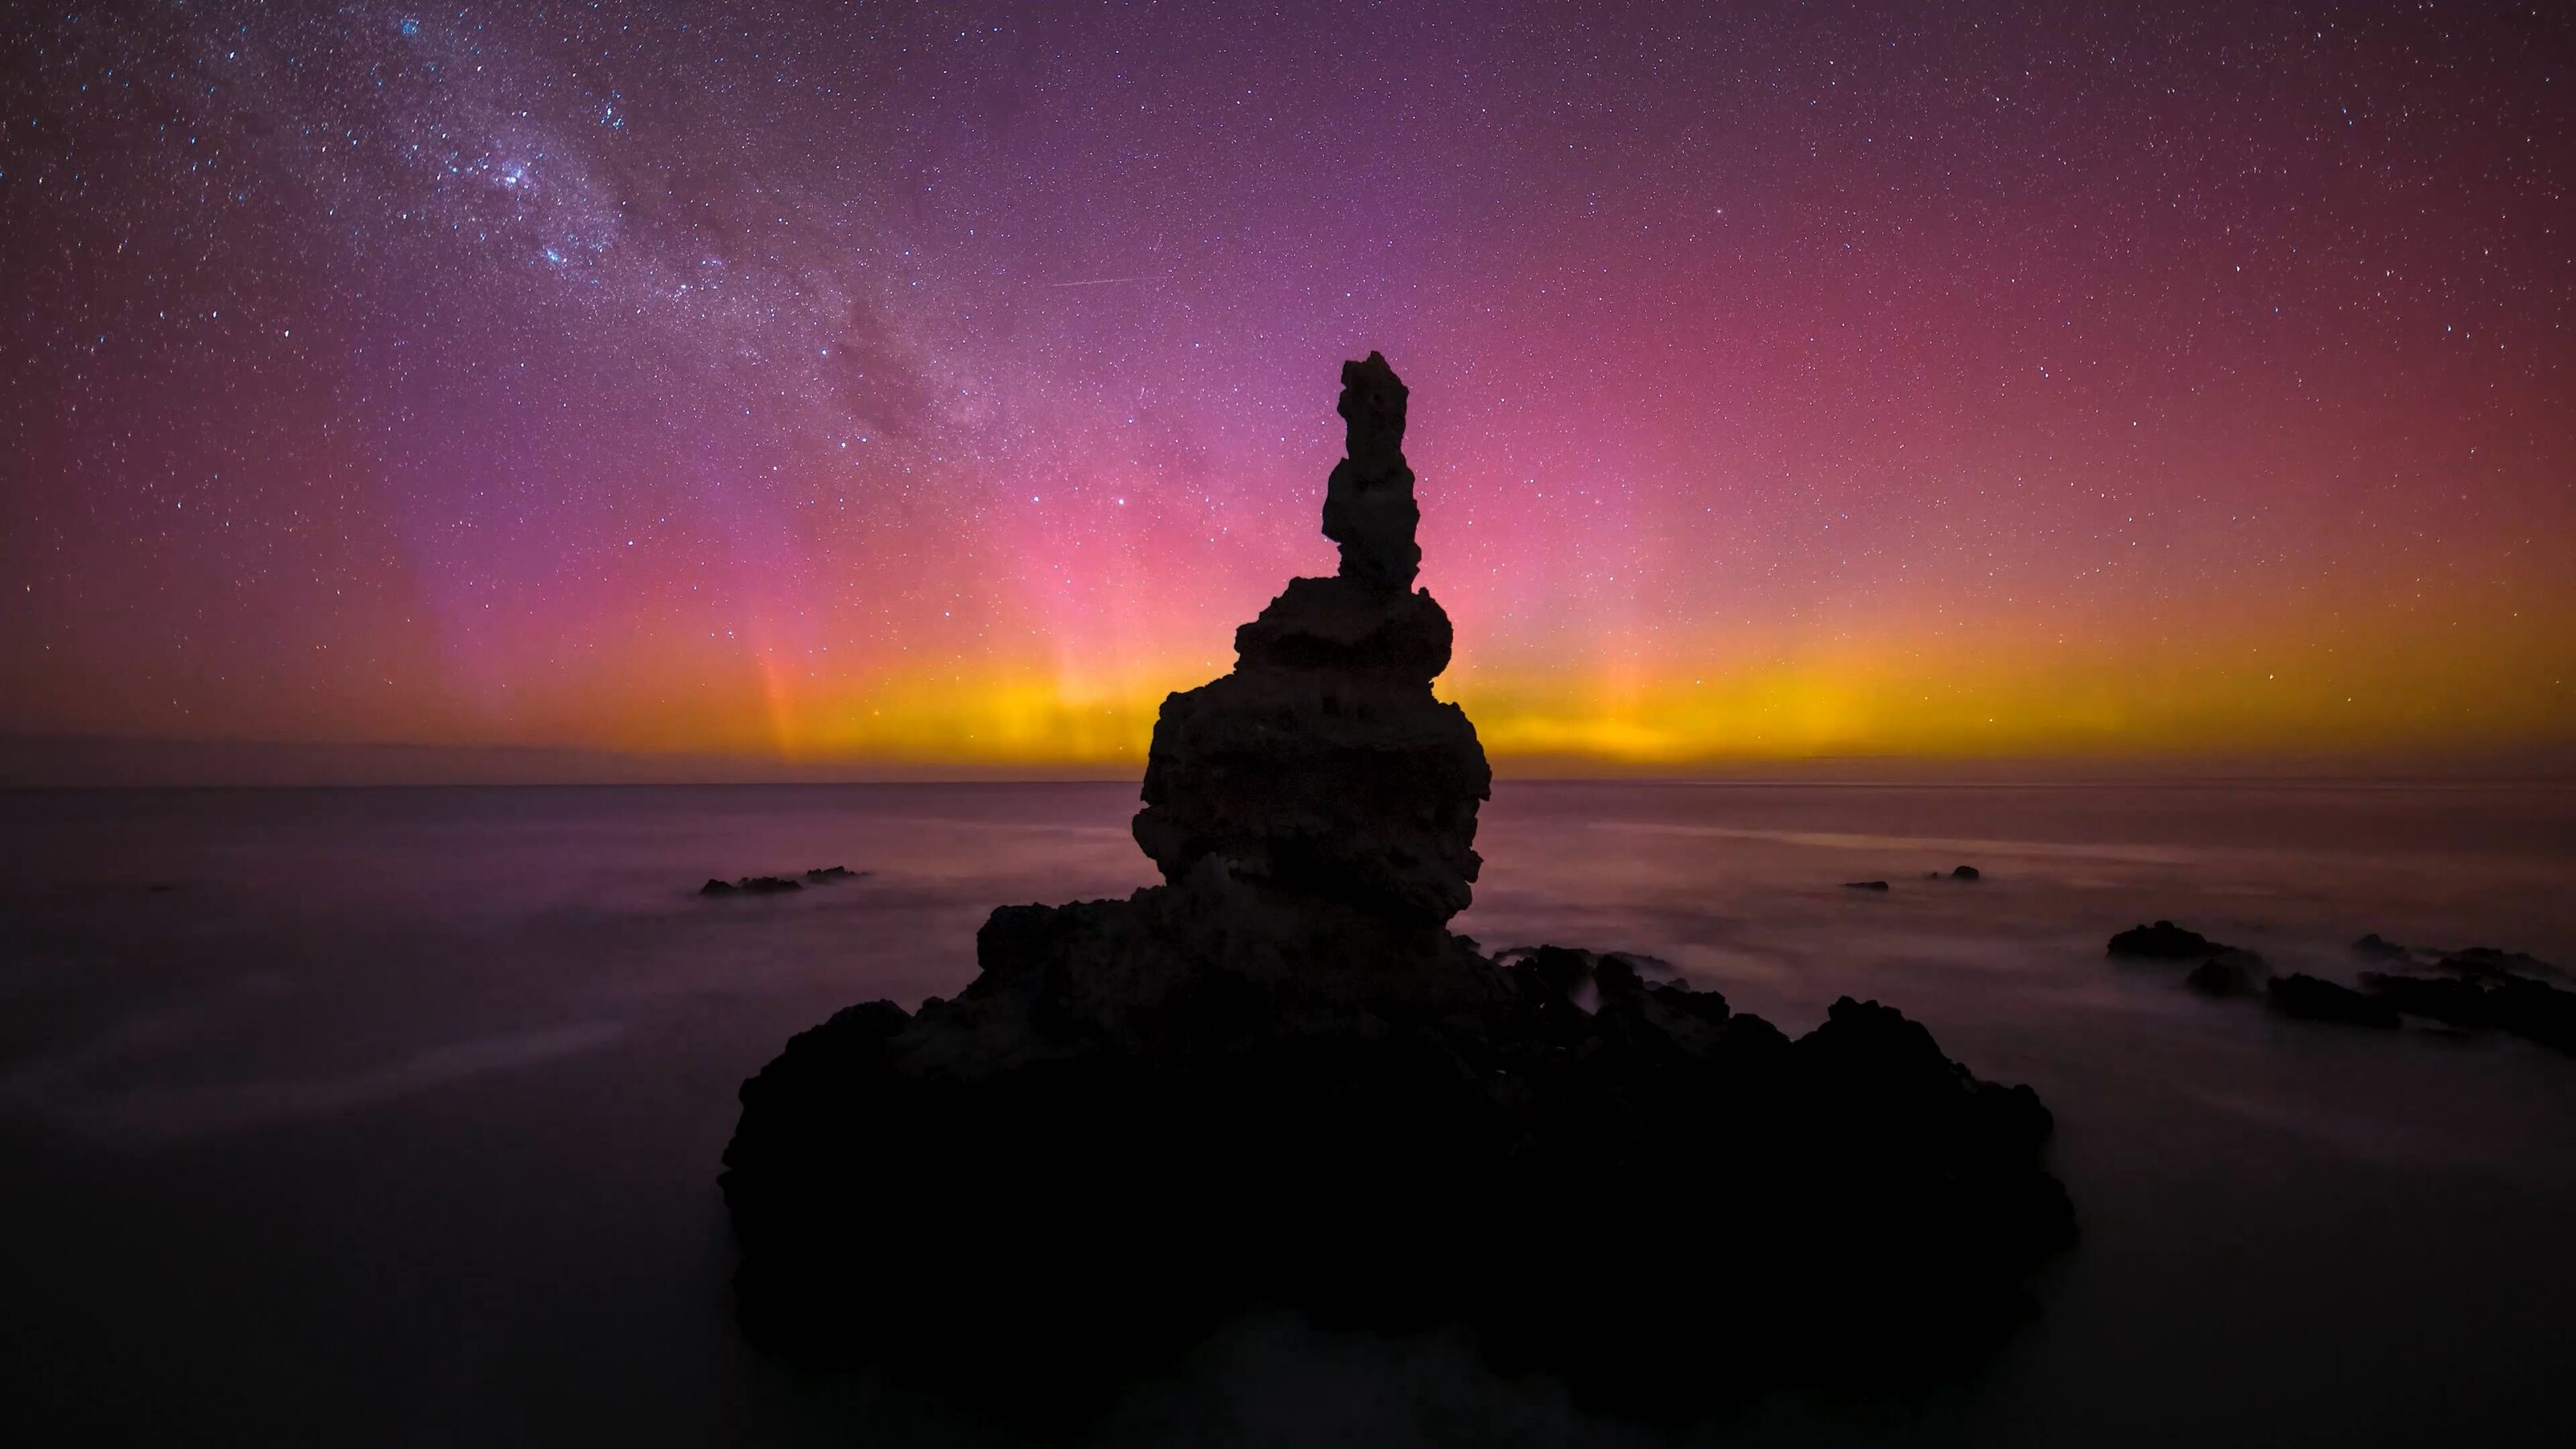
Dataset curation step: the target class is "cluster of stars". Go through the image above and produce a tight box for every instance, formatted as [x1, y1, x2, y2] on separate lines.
[2, 0, 2570, 766]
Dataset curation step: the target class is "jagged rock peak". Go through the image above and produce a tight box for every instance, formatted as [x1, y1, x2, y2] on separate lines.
[1321, 350, 1422, 590]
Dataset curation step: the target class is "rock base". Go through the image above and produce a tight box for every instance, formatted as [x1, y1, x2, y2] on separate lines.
[721, 895, 2074, 1419]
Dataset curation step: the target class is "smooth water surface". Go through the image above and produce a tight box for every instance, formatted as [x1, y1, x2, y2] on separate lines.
[5, 781, 2574, 1445]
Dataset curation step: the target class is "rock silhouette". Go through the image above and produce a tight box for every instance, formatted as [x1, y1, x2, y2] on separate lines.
[1132, 351, 1486, 926]
[700, 875, 801, 896]
[2353, 941, 2576, 1054]
[2187, 956, 2258, 997]
[2267, 972, 2402, 1029]
[2108, 919, 2252, 961]
[720, 355, 2073, 1422]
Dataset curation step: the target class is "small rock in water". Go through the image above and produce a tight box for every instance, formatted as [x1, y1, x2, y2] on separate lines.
[2362, 968, 2576, 1055]
[803, 865, 861, 882]
[2361, 972, 2491, 1024]
[704, 875, 806, 896]
[2108, 919, 2252, 962]
[2266, 972, 2401, 1030]
[2351, 931, 2411, 959]
[2438, 945, 2562, 981]
[2186, 957, 2257, 997]
[1843, 879, 1890, 891]
[1950, 865, 1982, 881]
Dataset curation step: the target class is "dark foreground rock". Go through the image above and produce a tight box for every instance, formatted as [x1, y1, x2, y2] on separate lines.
[720, 355, 2072, 1422]
[720, 906, 2074, 1416]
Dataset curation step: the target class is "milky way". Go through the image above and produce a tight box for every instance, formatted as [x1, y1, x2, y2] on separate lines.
[5, 2, 2571, 768]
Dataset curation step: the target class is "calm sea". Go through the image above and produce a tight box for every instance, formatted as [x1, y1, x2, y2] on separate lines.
[6, 781, 2574, 1445]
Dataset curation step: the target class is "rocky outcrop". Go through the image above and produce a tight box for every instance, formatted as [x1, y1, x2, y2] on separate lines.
[2187, 956, 2258, 997]
[2266, 972, 2401, 1029]
[701, 875, 801, 896]
[2359, 952, 2576, 1055]
[700, 868, 865, 896]
[719, 355, 2072, 1421]
[1132, 353, 1488, 927]
[2109, 919, 2250, 961]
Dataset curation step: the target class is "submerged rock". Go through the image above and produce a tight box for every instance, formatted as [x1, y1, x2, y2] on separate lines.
[2108, 919, 2258, 964]
[2266, 972, 2401, 1030]
[2361, 966, 2576, 1055]
[720, 355, 2072, 1420]
[2438, 945, 2563, 982]
[701, 876, 804, 896]
[2348, 935, 2560, 982]
[1844, 879, 1891, 891]
[2187, 956, 2258, 997]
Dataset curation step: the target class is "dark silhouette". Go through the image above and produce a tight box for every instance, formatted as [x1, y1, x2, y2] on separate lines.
[2133, 925, 2576, 1052]
[2186, 956, 2259, 997]
[2347, 936, 2576, 1053]
[2107, 919, 2273, 1001]
[2266, 972, 2402, 1029]
[700, 875, 800, 896]
[719, 355, 2074, 1422]
[700, 867, 865, 896]
[2108, 919, 2256, 962]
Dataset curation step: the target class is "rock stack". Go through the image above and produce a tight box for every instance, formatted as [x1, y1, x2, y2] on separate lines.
[1133, 352, 1488, 929]
[720, 355, 2074, 1424]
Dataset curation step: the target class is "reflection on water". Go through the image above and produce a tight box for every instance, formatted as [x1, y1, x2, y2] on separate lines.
[4, 781, 2574, 1444]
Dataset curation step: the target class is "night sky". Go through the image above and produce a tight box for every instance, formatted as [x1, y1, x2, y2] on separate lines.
[5, 1, 2570, 770]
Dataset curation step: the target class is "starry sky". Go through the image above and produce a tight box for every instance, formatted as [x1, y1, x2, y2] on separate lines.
[5, 0, 2571, 773]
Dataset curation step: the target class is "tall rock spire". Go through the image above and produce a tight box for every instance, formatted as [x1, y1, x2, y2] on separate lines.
[1131, 352, 1489, 925]
[1321, 351, 1421, 589]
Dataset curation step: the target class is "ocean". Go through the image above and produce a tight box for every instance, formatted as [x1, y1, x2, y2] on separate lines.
[6, 780, 2574, 1445]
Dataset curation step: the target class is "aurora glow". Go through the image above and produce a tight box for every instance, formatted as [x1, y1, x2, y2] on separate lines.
[6, 2, 2571, 772]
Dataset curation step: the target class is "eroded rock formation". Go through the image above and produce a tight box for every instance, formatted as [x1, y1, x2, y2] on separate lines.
[719, 354, 2073, 1423]
[1133, 351, 1488, 927]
